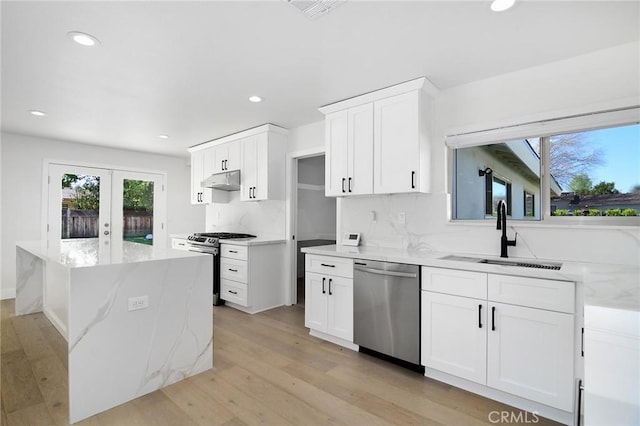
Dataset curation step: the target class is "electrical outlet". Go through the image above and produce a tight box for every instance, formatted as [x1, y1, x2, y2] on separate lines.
[128, 295, 149, 311]
[398, 212, 406, 225]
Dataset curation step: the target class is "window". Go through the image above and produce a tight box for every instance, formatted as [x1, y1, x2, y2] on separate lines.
[449, 107, 639, 223]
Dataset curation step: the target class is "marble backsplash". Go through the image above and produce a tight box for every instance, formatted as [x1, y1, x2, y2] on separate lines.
[340, 193, 640, 266]
[205, 191, 286, 239]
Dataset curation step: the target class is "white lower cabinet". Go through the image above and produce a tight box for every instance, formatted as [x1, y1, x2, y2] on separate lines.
[422, 292, 487, 384]
[305, 255, 354, 345]
[422, 266, 575, 413]
[487, 302, 575, 411]
[219, 242, 285, 314]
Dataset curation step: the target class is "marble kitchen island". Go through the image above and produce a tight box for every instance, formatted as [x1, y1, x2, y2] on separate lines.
[15, 239, 213, 424]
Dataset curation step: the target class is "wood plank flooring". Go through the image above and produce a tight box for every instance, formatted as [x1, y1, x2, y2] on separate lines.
[1, 299, 562, 425]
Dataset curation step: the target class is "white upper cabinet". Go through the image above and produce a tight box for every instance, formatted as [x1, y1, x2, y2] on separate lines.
[325, 104, 374, 196]
[241, 129, 286, 201]
[188, 124, 287, 204]
[190, 147, 213, 204]
[212, 141, 241, 173]
[319, 77, 436, 197]
[374, 90, 422, 194]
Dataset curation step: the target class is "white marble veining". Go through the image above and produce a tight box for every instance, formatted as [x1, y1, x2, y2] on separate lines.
[15, 240, 213, 424]
[205, 191, 286, 240]
[15, 246, 44, 315]
[340, 193, 640, 266]
[301, 244, 640, 312]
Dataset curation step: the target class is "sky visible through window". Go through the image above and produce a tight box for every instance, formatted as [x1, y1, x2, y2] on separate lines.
[587, 124, 640, 193]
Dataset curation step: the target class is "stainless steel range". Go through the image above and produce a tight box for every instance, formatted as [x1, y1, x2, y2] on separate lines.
[183, 232, 256, 305]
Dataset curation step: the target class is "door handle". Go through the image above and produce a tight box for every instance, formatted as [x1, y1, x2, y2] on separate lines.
[328, 278, 332, 295]
[348, 177, 352, 192]
[478, 304, 483, 328]
[341, 178, 346, 193]
[322, 277, 326, 294]
[411, 171, 416, 189]
[224, 159, 227, 170]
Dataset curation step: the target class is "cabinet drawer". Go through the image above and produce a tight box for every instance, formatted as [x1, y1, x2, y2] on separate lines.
[488, 274, 574, 313]
[422, 266, 487, 299]
[221, 279, 248, 306]
[306, 254, 353, 279]
[220, 258, 248, 283]
[220, 244, 248, 261]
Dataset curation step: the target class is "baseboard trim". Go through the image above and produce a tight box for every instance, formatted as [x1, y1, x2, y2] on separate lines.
[1, 287, 16, 300]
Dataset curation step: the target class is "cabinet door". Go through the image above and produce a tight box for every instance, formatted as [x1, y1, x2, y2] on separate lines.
[191, 150, 212, 204]
[327, 276, 353, 341]
[241, 135, 258, 200]
[373, 91, 420, 194]
[347, 103, 374, 195]
[325, 110, 349, 196]
[305, 272, 328, 332]
[422, 292, 487, 384]
[252, 134, 269, 200]
[226, 140, 241, 171]
[487, 302, 574, 411]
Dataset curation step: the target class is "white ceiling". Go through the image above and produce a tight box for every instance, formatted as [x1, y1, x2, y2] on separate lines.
[2, 1, 638, 157]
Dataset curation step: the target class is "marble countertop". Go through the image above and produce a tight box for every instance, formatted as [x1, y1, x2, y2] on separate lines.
[170, 234, 285, 246]
[17, 239, 208, 268]
[219, 237, 286, 246]
[302, 244, 640, 312]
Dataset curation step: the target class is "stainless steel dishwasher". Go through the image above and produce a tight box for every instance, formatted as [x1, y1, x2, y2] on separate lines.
[354, 259, 421, 366]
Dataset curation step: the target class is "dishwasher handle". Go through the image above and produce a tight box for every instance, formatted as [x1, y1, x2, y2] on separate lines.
[355, 266, 417, 279]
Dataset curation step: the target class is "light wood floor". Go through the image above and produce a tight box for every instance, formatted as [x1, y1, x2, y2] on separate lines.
[1, 299, 561, 425]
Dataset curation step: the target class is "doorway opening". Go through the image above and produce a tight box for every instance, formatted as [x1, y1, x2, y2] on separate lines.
[294, 155, 336, 306]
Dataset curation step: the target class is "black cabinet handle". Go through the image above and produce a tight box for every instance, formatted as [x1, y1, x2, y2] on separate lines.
[228, 290, 238, 295]
[228, 268, 238, 272]
[221, 160, 224, 171]
[348, 177, 352, 192]
[478, 304, 483, 328]
[322, 277, 326, 294]
[328, 278, 333, 295]
[411, 171, 416, 189]
[491, 306, 496, 331]
[224, 159, 228, 170]
[341, 178, 346, 193]
[229, 250, 238, 253]
[320, 263, 335, 268]
[253, 187, 257, 198]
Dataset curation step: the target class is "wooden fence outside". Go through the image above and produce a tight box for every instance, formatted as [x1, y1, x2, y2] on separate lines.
[62, 208, 153, 239]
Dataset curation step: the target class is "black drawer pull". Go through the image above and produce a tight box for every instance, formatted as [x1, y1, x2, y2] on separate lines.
[229, 250, 238, 253]
[320, 263, 335, 268]
[328, 278, 333, 295]
[478, 304, 483, 328]
[411, 171, 416, 189]
[228, 268, 238, 272]
[322, 277, 326, 294]
[228, 290, 238, 295]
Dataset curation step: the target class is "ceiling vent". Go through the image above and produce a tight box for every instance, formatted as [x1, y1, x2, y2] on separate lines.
[284, 0, 346, 20]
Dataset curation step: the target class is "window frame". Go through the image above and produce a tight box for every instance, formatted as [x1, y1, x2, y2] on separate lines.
[446, 105, 640, 226]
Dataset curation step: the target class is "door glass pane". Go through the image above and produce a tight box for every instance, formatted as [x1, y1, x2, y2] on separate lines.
[122, 179, 154, 245]
[61, 174, 100, 240]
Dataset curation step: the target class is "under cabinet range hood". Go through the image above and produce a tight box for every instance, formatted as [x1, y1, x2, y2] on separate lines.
[201, 170, 240, 191]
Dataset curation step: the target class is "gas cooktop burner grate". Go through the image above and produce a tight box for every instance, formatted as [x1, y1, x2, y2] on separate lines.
[196, 232, 256, 239]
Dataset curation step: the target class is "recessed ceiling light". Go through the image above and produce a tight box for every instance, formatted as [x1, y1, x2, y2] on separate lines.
[249, 96, 263, 103]
[490, 0, 515, 12]
[67, 31, 100, 47]
[159, 134, 169, 139]
[29, 110, 47, 117]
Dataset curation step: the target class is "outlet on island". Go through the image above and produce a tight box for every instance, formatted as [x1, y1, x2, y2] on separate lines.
[128, 295, 149, 311]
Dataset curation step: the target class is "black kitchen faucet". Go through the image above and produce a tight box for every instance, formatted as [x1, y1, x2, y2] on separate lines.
[496, 200, 517, 258]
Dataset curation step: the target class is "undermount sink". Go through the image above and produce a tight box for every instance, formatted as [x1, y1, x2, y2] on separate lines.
[441, 255, 562, 271]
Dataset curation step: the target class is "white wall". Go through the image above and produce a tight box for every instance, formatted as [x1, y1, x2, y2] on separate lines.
[339, 42, 640, 266]
[0, 132, 205, 299]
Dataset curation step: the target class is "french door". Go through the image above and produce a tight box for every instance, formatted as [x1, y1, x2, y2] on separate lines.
[46, 163, 166, 251]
